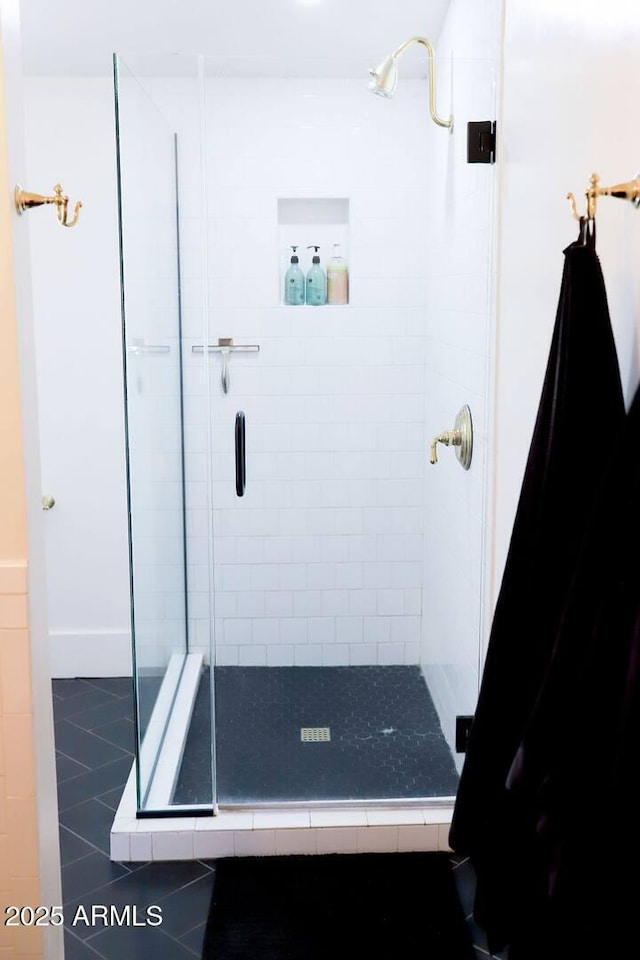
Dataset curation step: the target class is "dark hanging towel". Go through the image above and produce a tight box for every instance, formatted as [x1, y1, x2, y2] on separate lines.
[503, 381, 640, 959]
[448, 222, 625, 955]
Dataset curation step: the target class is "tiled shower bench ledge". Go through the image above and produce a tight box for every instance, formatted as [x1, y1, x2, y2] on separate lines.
[111, 764, 454, 862]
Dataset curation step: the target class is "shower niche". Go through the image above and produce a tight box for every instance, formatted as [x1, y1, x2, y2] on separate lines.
[278, 197, 350, 306]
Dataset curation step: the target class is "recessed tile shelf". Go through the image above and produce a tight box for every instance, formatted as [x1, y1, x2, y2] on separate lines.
[278, 197, 350, 307]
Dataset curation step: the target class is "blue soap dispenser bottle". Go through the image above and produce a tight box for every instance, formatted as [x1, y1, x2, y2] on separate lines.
[284, 246, 305, 305]
[306, 245, 327, 306]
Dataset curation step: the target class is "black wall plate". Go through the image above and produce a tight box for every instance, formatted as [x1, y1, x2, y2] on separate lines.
[455, 715, 474, 753]
[467, 121, 496, 163]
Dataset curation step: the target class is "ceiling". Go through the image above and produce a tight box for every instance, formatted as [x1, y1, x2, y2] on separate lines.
[20, 0, 451, 76]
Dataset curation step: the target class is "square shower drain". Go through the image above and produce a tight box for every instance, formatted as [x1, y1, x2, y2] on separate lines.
[301, 727, 331, 742]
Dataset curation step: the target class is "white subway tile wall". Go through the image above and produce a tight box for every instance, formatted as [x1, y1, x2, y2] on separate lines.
[141, 42, 495, 702]
[146, 76, 435, 668]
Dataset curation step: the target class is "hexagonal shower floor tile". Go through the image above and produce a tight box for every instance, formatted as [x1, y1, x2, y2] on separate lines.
[174, 666, 459, 805]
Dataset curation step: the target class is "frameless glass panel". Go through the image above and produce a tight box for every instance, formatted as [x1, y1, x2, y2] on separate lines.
[114, 54, 206, 813]
[113, 46, 497, 813]
[200, 54, 497, 805]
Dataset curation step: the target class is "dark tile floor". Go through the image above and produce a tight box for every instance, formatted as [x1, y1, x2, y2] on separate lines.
[175, 666, 459, 804]
[53, 677, 212, 959]
[53, 677, 502, 959]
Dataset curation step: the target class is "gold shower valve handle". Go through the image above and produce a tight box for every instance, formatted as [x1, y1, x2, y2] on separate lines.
[429, 430, 460, 464]
[14, 183, 83, 227]
[429, 405, 473, 470]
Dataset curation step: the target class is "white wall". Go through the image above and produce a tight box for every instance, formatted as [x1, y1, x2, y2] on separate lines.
[419, 0, 502, 760]
[493, 0, 640, 612]
[23, 78, 132, 676]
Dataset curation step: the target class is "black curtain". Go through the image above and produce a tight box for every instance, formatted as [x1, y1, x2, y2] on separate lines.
[449, 225, 626, 954]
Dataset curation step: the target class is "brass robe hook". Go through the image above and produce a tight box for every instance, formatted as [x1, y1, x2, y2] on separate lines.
[567, 172, 640, 222]
[15, 183, 83, 227]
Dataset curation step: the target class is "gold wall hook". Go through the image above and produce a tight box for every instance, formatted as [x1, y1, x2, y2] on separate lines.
[15, 183, 83, 227]
[566, 191, 581, 221]
[567, 172, 640, 222]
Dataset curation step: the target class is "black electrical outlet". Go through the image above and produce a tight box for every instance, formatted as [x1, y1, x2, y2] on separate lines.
[455, 715, 474, 753]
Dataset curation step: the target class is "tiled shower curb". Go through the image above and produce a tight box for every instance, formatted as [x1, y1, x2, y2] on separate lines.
[111, 764, 453, 861]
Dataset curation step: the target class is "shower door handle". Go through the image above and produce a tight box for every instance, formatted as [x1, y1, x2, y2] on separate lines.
[235, 411, 246, 497]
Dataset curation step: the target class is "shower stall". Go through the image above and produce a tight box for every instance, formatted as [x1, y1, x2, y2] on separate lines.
[113, 42, 497, 825]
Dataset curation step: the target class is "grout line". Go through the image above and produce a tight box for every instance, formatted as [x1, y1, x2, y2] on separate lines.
[59, 831, 109, 869]
[55, 749, 92, 774]
[61, 856, 136, 907]
[58, 822, 121, 864]
[58, 794, 128, 817]
[82, 923, 129, 951]
[61, 849, 98, 872]
[62, 864, 143, 914]
[94, 794, 124, 813]
[56, 716, 132, 754]
[84, 678, 134, 699]
[52, 680, 97, 698]
[63, 715, 135, 749]
[165, 927, 204, 955]
[56, 756, 130, 789]
[176, 935, 202, 958]
[90, 716, 135, 733]
[92, 716, 135, 731]
[68, 863, 212, 931]
[57, 773, 131, 815]
[56, 747, 91, 765]
[155, 871, 214, 905]
[178, 918, 207, 942]
[63, 924, 107, 958]
[53, 695, 121, 723]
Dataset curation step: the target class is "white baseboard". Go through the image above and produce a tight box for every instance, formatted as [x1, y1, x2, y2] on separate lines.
[50, 629, 132, 678]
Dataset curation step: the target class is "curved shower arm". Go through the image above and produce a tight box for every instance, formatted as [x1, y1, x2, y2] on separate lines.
[391, 36, 453, 130]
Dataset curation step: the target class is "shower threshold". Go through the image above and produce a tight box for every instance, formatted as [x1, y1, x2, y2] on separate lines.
[110, 655, 456, 861]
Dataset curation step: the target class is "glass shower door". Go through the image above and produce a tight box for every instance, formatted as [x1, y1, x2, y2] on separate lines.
[114, 54, 211, 813]
[203, 55, 497, 805]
